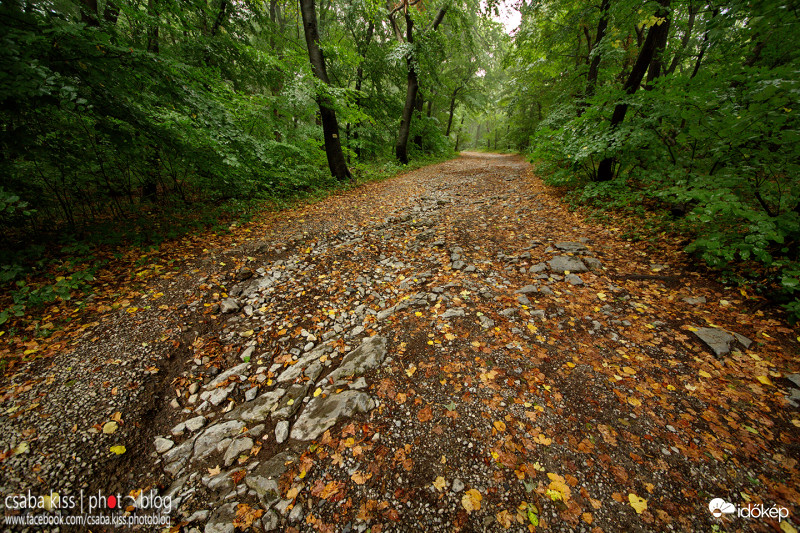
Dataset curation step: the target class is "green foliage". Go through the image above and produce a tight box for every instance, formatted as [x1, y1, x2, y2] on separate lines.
[509, 0, 800, 320]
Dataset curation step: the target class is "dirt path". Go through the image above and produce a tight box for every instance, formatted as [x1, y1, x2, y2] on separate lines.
[1, 153, 799, 532]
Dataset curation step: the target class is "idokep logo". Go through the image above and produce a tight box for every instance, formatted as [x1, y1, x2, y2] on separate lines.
[709, 498, 736, 518]
[709, 497, 790, 522]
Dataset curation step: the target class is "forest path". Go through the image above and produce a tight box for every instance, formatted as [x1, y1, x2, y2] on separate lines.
[1, 153, 799, 532]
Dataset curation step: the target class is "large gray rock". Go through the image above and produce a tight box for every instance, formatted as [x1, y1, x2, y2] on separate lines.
[272, 383, 309, 420]
[225, 388, 286, 423]
[324, 336, 387, 387]
[276, 347, 326, 383]
[154, 437, 174, 454]
[692, 327, 752, 356]
[207, 383, 235, 406]
[246, 451, 297, 507]
[441, 308, 465, 319]
[223, 437, 253, 467]
[548, 256, 588, 273]
[555, 242, 588, 253]
[219, 298, 240, 314]
[290, 391, 375, 441]
[205, 502, 237, 533]
[194, 420, 245, 461]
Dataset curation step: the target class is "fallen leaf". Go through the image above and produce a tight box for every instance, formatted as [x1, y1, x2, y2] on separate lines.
[417, 405, 433, 422]
[110, 445, 126, 455]
[102, 421, 118, 434]
[233, 503, 264, 529]
[462, 489, 482, 513]
[433, 476, 446, 492]
[351, 471, 370, 485]
[628, 493, 647, 514]
[493, 420, 506, 432]
[208, 465, 221, 476]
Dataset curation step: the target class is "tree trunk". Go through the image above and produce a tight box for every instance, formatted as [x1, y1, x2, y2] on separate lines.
[80, 0, 100, 27]
[666, 2, 696, 75]
[595, 0, 671, 181]
[353, 20, 374, 159]
[395, 7, 446, 164]
[645, 7, 671, 88]
[147, 0, 159, 54]
[585, 0, 610, 100]
[454, 116, 464, 151]
[445, 86, 461, 137]
[300, 0, 351, 180]
[395, 12, 418, 164]
[413, 90, 424, 148]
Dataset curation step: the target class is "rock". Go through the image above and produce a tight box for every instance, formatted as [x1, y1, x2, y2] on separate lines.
[539, 286, 554, 296]
[517, 295, 531, 305]
[452, 261, 465, 270]
[441, 308, 466, 319]
[692, 327, 752, 356]
[223, 437, 254, 467]
[289, 503, 304, 523]
[277, 347, 326, 383]
[452, 478, 465, 493]
[275, 421, 289, 443]
[245, 387, 259, 402]
[787, 374, 800, 389]
[565, 274, 584, 286]
[548, 256, 588, 273]
[219, 299, 240, 314]
[583, 256, 603, 272]
[516, 285, 538, 294]
[204, 502, 237, 533]
[555, 242, 588, 253]
[291, 391, 375, 441]
[262, 510, 279, 531]
[154, 437, 174, 454]
[272, 383, 309, 419]
[171, 422, 186, 437]
[207, 362, 251, 389]
[479, 315, 495, 329]
[529, 263, 547, 273]
[236, 267, 253, 281]
[185, 415, 207, 432]
[324, 336, 387, 387]
[239, 345, 255, 361]
[225, 388, 286, 423]
[208, 383, 235, 406]
[247, 451, 298, 506]
[194, 420, 246, 461]
[682, 296, 707, 305]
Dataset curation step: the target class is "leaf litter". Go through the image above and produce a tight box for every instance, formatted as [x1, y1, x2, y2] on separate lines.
[0, 153, 798, 531]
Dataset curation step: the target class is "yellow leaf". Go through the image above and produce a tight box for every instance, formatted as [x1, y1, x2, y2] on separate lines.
[406, 365, 417, 377]
[427, 340, 434, 345]
[780, 521, 798, 533]
[287, 398, 294, 406]
[628, 493, 647, 514]
[756, 375, 773, 386]
[102, 421, 118, 434]
[433, 476, 446, 492]
[126, 307, 138, 313]
[462, 489, 482, 513]
[667, 384, 676, 391]
[286, 486, 300, 499]
[566, 362, 576, 368]
[207, 465, 221, 476]
[13, 442, 30, 455]
[415, 311, 423, 317]
[699, 370, 712, 378]
[493, 420, 506, 432]
[628, 397, 642, 407]
[313, 388, 322, 398]
[110, 445, 126, 455]
[791, 419, 800, 428]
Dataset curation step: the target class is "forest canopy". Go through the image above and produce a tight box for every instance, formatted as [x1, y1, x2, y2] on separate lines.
[1, 0, 799, 321]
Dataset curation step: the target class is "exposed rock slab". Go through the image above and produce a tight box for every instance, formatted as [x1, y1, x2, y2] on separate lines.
[290, 391, 375, 441]
[225, 388, 286, 423]
[692, 327, 752, 356]
[324, 336, 387, 387]
[548, 256, 588, 273]
[194, 420, 245, 461]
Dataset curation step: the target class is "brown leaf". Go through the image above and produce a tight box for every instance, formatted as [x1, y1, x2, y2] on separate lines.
[233, 503, 264, 529]
[417, 405, 433, 422]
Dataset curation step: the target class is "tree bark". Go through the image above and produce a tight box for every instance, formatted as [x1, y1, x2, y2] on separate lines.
[395, 6, 447, 164]
[353, 20, 374, 159]
[445, 86, 461, 137]
[666, 2, 696, 75]
[595, 0, 671, 181]
[300, 0, 351, 180]
[585, 0, 610, 100]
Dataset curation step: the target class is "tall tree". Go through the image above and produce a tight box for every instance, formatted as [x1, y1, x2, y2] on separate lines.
[299, 0, 351, 180]
[389, 1, 447, 164]
[595, 0, 671, 181]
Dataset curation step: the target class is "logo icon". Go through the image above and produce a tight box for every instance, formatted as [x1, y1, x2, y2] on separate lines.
[709, 498, 736, 517]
